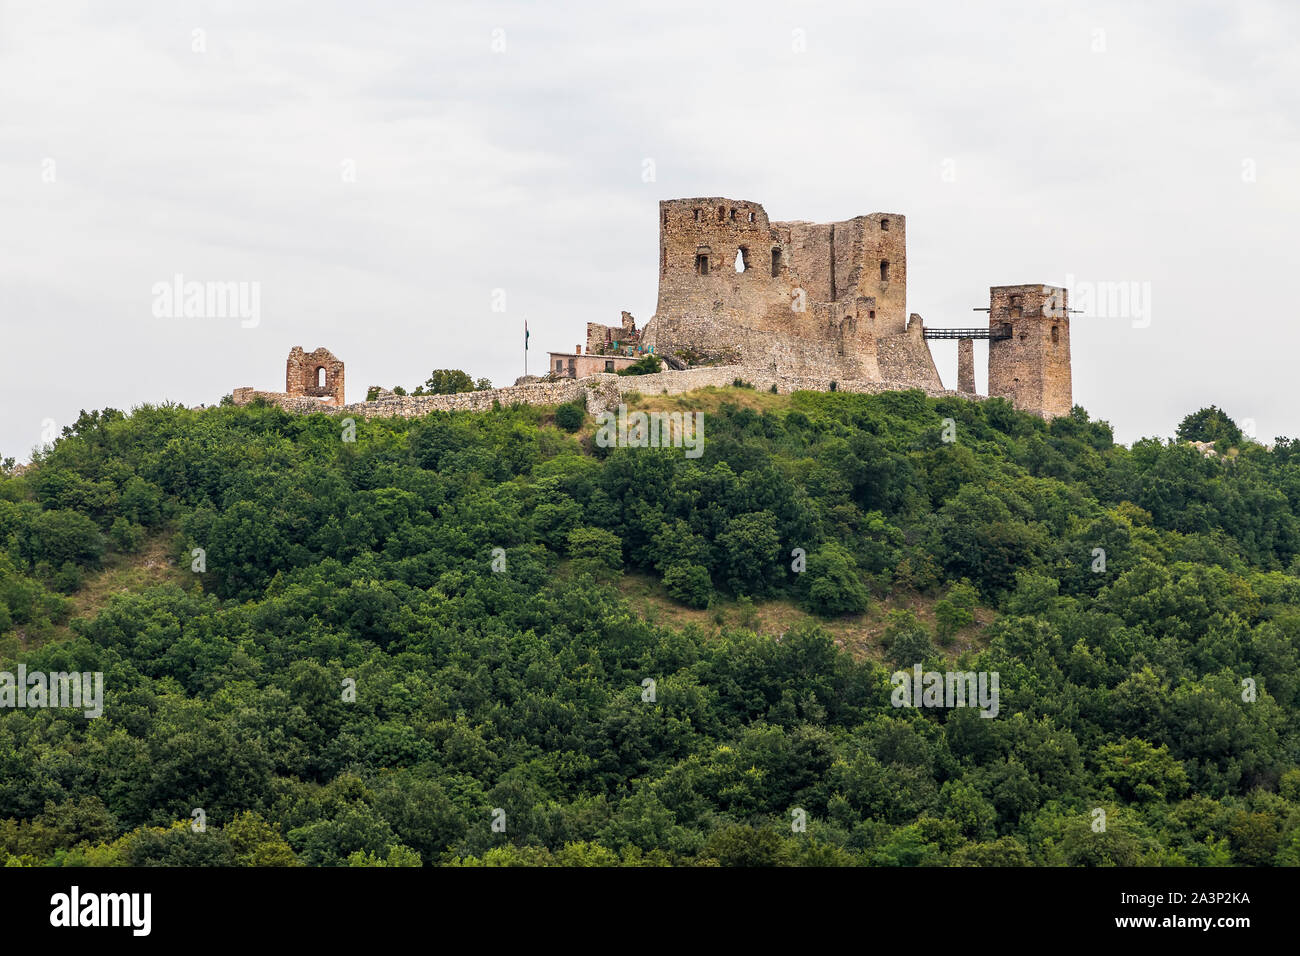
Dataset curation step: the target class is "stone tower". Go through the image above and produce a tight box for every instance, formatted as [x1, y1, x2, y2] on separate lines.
[986, 284, 1071, 418]
[641, 197, 939, 386]
[286, 346, 345, 406]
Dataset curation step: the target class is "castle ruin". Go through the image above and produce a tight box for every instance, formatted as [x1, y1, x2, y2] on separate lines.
[229, 197, 1075, 420]
[630, 197, 1072, 418]
[233, 346, 345, 408]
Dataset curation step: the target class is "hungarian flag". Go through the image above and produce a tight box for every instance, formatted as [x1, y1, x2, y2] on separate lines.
[524, 319, 529, 350]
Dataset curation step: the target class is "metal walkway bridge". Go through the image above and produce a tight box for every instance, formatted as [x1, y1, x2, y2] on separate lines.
[922, 327, 1012, 340]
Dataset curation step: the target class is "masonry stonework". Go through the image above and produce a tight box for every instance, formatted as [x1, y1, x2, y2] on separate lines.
[639, 198, 927, 385]
[987, 285, 1072, 418]
[957, 338, 975, 395]
[232, 364, 968, 421]
[227, 198, 1077, 421]
[286, 347, 345, 405]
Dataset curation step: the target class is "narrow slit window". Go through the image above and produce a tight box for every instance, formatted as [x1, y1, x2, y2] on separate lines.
[879, 260, 890, 282]
[695, 254, 709, 275]
[770, 249, 780, 277]
[881, 218, 890, 231]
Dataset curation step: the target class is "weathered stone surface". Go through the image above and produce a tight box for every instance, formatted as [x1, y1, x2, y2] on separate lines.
[235, 346, 346, 408]
[987, 285, 1072, 418]
[639, 198, 911, 382]
[235, 363, 974, 420]
[228, 200, 1075, 422]
[586, 311, 644, 355]
[286, 346, 345, 405]
[957, 338, 975, 394]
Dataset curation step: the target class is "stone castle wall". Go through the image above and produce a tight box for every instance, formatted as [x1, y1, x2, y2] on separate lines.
[233, 365, 972, 421]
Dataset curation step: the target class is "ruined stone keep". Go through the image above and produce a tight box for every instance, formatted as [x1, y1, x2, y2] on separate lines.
[627, 197, 1073, 418]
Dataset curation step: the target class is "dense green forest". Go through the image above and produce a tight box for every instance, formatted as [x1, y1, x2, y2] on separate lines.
[2, 388, 1299, 866]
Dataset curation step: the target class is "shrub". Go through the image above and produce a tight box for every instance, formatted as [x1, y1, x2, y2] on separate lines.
[24, 510, 104, 569]
[554, 402, 584, 432]
[800, 543, 871, 617]
[109, 517, 146, 554]
[662, 562, 712, 608]
[934, 580, 978, 644]
[1177, 405, 1244, 447]
[617, 355, 662, 376]
[567, 527, 623, 579]
[52, 561, 82, 594]
[883, 609, 935, 670]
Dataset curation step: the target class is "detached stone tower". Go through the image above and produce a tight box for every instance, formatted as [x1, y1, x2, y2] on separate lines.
[987, 285, 1071, 418]
[286, 346, 345, 406]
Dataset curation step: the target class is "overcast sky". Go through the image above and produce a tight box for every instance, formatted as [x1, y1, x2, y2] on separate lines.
[2, 0, 1297, 460]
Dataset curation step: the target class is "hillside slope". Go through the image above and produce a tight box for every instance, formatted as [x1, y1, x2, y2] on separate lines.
[1, 389, 1299, 866]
